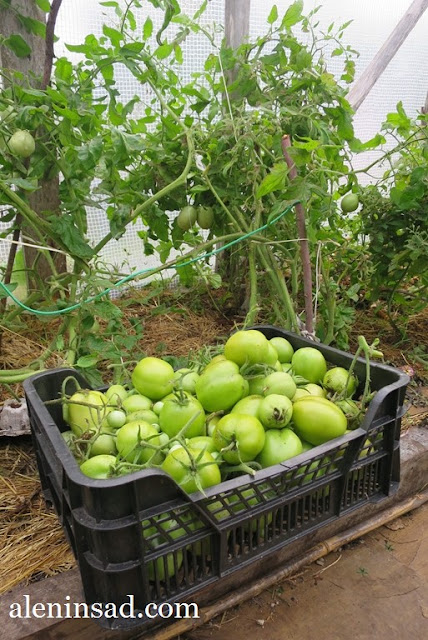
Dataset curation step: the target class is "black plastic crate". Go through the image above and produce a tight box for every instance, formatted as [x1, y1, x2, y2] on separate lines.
[23, 326, 409, 631]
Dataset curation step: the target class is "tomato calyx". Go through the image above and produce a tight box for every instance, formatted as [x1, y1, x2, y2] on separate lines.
[216, 438, 260, 477]
[169, 386, 191, 406]
[240, 362, 275, 379]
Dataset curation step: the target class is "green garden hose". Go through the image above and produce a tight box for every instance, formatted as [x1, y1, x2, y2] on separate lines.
[0, 203, 297, 317]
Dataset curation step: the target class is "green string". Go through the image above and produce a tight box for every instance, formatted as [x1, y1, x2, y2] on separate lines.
[0, 203, 297, 317]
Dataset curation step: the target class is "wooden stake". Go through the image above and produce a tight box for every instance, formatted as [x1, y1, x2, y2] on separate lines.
[347, 0, 428, 111]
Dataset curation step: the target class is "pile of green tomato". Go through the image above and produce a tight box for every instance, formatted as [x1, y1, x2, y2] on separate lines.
[61, 330, 365, 493]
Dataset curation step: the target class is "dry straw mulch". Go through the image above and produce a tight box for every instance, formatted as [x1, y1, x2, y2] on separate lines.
[0, 441, 75, 595]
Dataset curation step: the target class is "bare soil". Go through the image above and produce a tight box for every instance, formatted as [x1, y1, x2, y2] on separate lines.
[184, 502, 428, 640]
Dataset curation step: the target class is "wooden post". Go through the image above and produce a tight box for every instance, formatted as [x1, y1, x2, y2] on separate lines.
[347, 0, 428, 111]
[215, 1, 251, 277]
[225, 0, 251, 51]
[0, 0, 66, 290]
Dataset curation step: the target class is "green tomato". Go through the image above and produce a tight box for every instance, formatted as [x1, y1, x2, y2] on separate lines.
[207, 415, 220, 437]
[282, 363, 293, 374]
[143, 517, 187, 581]
[122, 394, 153, 413]
[273, 360, 283, 372]
[105, 384, 128, 407]
[224, 329, 270, 366]
[66, 389, 111, 437]
[265, 342, 279, 366]
[125, 409, 159, 425]
[147, 548, 183, 583]
[293, 457, 329, 486]
[257, 428, 303, 468]
[213, 413, 265, 464]
[291, 347, 327, 384]
[7, 129, 35, 157]
[116, 421, 161, 464]
[247, 375, 267, 396]
[89, 433, 117, 457]
[159, 392, 205, 439]
[205, 354, 227, 368]
[173, 368, 200, 394]
[292, 396, 347, 445]
[270, 337, 294, 363]
[292, 384, 326, 401]
[107, 410, 127, 429]
[300, 440, 314, 453]
[177, 205, 197, 230]
[231, 394, 264, 417]
[227, 486, 274, 535]
[80, 454, 117, 479]
[335, 398, 362, 429]
[61, 430, 76, 447]
[161, 447, 221, 493]
[262, 371, 296, 399]
[196, 360, 247, 412]
[145, 530, 184, 581]
[197, 206, 214, 229]
[152, 401, 164, 415]
[341, 193, 359, 213]
[186, 436, 216, 454]
[131, 357, 174, 400]
[258, 394, 293, 429]
[323, 367, 358, 398]
[158, 432, 169, 447]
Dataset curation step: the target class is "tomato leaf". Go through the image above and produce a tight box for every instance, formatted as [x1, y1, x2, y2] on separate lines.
[267, 5, 278, 24]
[18, 16, 47, 38]
[256, 164, 289, 198]
[143, 17, 153, 40]
[4, 34, 31, 58]
[48, 215, 94, 259]
[35, 0, 51, 12]
[76, 354, 99, 369]
[155, 42, 173, 59]
[102, 25, 123, 47]
[281, 0, 304, 29]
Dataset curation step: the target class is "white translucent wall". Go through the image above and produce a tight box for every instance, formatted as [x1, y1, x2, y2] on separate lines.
[1, 1, 427, 273]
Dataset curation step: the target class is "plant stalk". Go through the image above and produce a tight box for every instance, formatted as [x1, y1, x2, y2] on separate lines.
[281, 134, 314, 335]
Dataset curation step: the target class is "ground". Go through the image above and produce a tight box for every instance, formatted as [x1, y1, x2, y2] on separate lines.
[184, 502, 428, 640]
